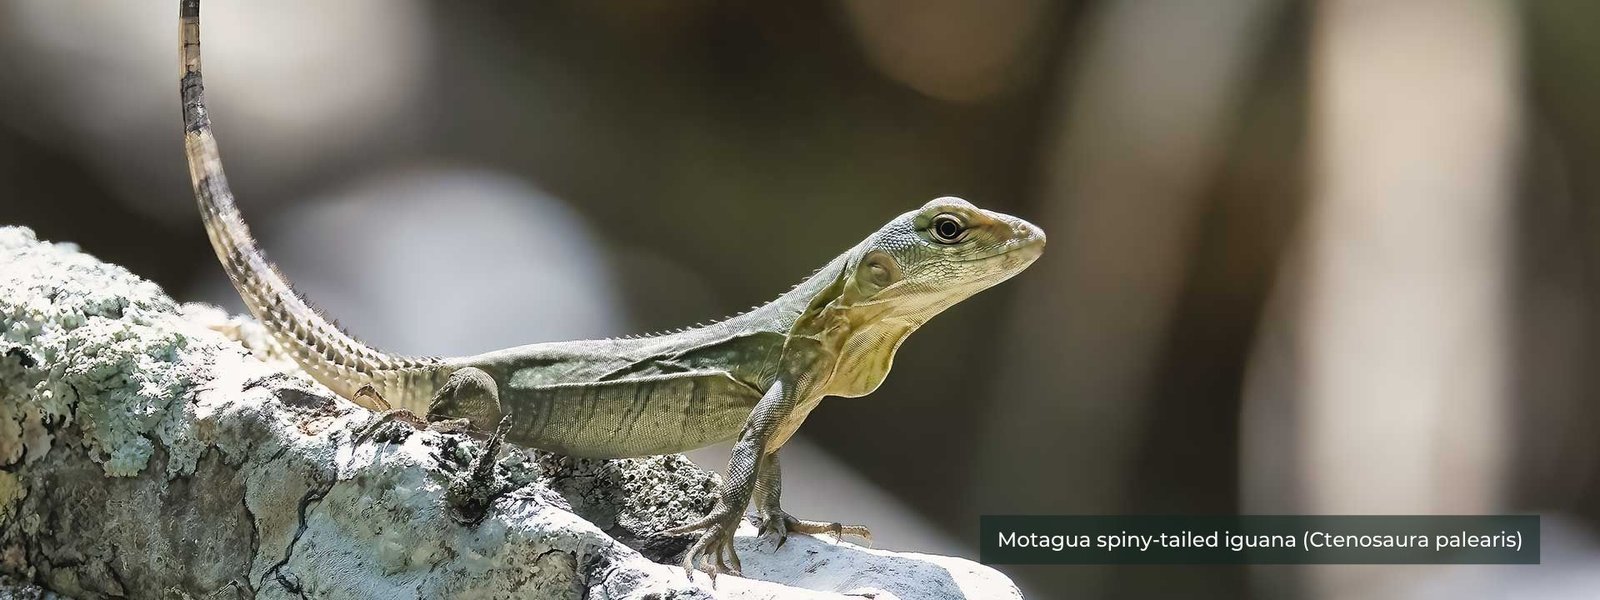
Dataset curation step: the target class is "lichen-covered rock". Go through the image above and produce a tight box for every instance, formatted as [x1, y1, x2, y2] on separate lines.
[0, 573, 59, 599]
[0, 226, 1022, 599]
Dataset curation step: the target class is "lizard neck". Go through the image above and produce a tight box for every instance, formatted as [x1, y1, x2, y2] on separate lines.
[728, 253, 853, 336]
[740, 246, 922, 398]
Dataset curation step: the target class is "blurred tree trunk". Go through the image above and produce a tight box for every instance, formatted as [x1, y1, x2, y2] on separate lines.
[1517, 0, 1600, 525]
[973, 0, 1283, 596]
[1243, 0, 1521, 598]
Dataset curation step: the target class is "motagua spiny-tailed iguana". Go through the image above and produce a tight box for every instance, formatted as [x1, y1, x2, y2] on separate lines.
[179, 0, 1044, 580]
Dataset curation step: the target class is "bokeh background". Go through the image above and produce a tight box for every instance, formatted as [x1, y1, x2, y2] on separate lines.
[2, 0, 1598, 598]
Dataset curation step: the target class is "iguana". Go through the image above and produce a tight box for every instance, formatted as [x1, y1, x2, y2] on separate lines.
[179, 0, 1044, 581]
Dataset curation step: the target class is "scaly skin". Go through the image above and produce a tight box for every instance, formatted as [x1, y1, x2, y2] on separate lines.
[180, 0, 1044, 582]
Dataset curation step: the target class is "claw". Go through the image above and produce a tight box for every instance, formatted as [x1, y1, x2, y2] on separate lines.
[663, 508, 744, 584]
[681, 532, 712, 580]
[762, 512, 791, 548]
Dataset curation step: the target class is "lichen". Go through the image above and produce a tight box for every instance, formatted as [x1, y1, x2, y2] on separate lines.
[0, 351, 39, 467]
[0, 226, 221, 478]
[0, 471, 24, 526]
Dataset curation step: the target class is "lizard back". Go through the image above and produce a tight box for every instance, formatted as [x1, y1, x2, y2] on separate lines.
[446, 297, 804, 456]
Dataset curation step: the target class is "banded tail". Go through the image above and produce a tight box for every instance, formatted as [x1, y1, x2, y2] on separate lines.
[180, 0, 438, 408]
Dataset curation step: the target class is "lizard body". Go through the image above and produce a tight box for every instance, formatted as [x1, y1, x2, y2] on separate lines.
[180, 0, 1044, 579]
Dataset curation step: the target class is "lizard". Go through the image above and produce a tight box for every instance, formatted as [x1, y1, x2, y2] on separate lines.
[178, 0, 1045, 581]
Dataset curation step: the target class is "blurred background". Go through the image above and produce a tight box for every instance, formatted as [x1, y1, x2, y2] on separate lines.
[1, 0, 1597, 597]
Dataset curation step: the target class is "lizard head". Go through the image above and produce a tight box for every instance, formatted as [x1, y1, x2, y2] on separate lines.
[802, 196, 1043, 397]
[839, 196, 1045, 324]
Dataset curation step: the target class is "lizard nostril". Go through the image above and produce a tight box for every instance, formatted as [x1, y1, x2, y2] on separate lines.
[1012, 220, 1046, 247]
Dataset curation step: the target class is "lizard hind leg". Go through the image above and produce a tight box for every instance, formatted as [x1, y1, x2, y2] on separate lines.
[427, 366, 503, 436]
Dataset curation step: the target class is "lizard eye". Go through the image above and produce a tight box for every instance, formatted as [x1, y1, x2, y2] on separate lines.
[930, 214, 966, 244]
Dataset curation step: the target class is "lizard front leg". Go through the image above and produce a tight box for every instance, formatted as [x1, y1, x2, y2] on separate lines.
[753, 451, 870, 547]
[662, 377, 800, 582]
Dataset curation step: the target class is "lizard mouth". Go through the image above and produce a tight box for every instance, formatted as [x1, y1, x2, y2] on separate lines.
[955, 236, 1046, 267]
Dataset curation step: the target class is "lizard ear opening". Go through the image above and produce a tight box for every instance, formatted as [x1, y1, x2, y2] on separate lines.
[854, 250, 901, 295]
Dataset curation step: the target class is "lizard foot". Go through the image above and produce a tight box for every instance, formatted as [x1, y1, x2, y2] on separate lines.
[755, 510, 872, 548]
[352, 405, 429, 447]
[445, 416, 513, 524]
[661, 508, 744, 584]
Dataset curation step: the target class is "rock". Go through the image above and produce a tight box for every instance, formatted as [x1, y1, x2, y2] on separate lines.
[0, 226, 1022, 599]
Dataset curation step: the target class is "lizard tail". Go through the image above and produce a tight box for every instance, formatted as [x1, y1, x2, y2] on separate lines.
[180, 0, 438, 409]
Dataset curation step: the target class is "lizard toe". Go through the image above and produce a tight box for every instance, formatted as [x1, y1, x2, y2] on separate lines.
[778, 514, 872, 545]
[673, 510, 744, 584]
[755, 511, 792, 548]
[351, 407, 429, 446]
[660, 512, 720, 537]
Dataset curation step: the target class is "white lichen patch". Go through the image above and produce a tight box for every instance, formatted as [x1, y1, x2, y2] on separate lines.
[0, 226, 226, 477]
